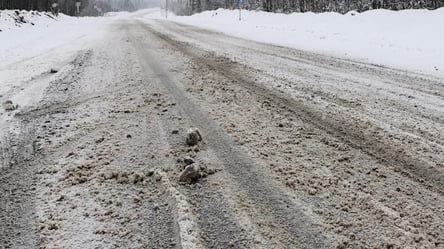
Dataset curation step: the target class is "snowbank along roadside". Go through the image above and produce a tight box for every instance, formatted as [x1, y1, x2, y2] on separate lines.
[0, 9, 60, 32]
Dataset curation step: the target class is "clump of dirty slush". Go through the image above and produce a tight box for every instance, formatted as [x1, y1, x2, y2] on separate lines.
[179, 128, 203, 183]
[179, 164, 201, 184]
[186, 128, 202, 146]
[2, 100, 17, 111]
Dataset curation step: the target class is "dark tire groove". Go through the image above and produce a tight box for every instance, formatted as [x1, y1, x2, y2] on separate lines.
[0, 120, 38, 248]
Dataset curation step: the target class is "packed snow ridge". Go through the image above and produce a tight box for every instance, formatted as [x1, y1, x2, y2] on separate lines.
[145, 7, 444, 76]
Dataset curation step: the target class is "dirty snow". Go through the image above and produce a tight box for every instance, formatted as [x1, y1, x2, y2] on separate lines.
[145, 7, 444, 76]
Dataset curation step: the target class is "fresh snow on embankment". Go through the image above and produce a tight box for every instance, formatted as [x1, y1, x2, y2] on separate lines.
[0, 9, 59, 32]
[146, 8, 444, 76]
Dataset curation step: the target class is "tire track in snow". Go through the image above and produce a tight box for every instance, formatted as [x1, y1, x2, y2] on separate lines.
[128, 21, 331, 249]
[142, 21, 444, 196]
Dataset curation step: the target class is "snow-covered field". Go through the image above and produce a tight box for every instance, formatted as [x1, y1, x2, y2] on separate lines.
[145, 8, 444, 76]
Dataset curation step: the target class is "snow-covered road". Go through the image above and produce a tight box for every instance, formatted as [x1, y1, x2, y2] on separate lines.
[1, 10, 443, 249]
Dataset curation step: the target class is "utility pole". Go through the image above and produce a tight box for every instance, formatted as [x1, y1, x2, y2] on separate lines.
[76, 1, 81, 17]
[166, 0, 169, 18]
[237, 0, 243, 21]
[51, 2, 59, 16]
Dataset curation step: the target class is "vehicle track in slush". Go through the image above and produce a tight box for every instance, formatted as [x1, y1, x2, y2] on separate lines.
[130, 20, 444, 248]
[127, 21, 331, 248]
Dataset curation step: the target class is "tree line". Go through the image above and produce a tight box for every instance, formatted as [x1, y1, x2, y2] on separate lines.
[0, 0, 53, 12]
[0, 0, 156, 16]
[170, 0, 444, 15]
[1, 0, 443, 15]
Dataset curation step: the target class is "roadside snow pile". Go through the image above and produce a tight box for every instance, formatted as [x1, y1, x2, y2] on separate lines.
[0, 10, 61, 32]
[149, 8, 444, 75]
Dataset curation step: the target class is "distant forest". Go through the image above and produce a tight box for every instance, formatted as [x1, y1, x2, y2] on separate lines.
[172, 0, 444, 15]
[0, 0, 159, 16]
[1, 0, 443, 16]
